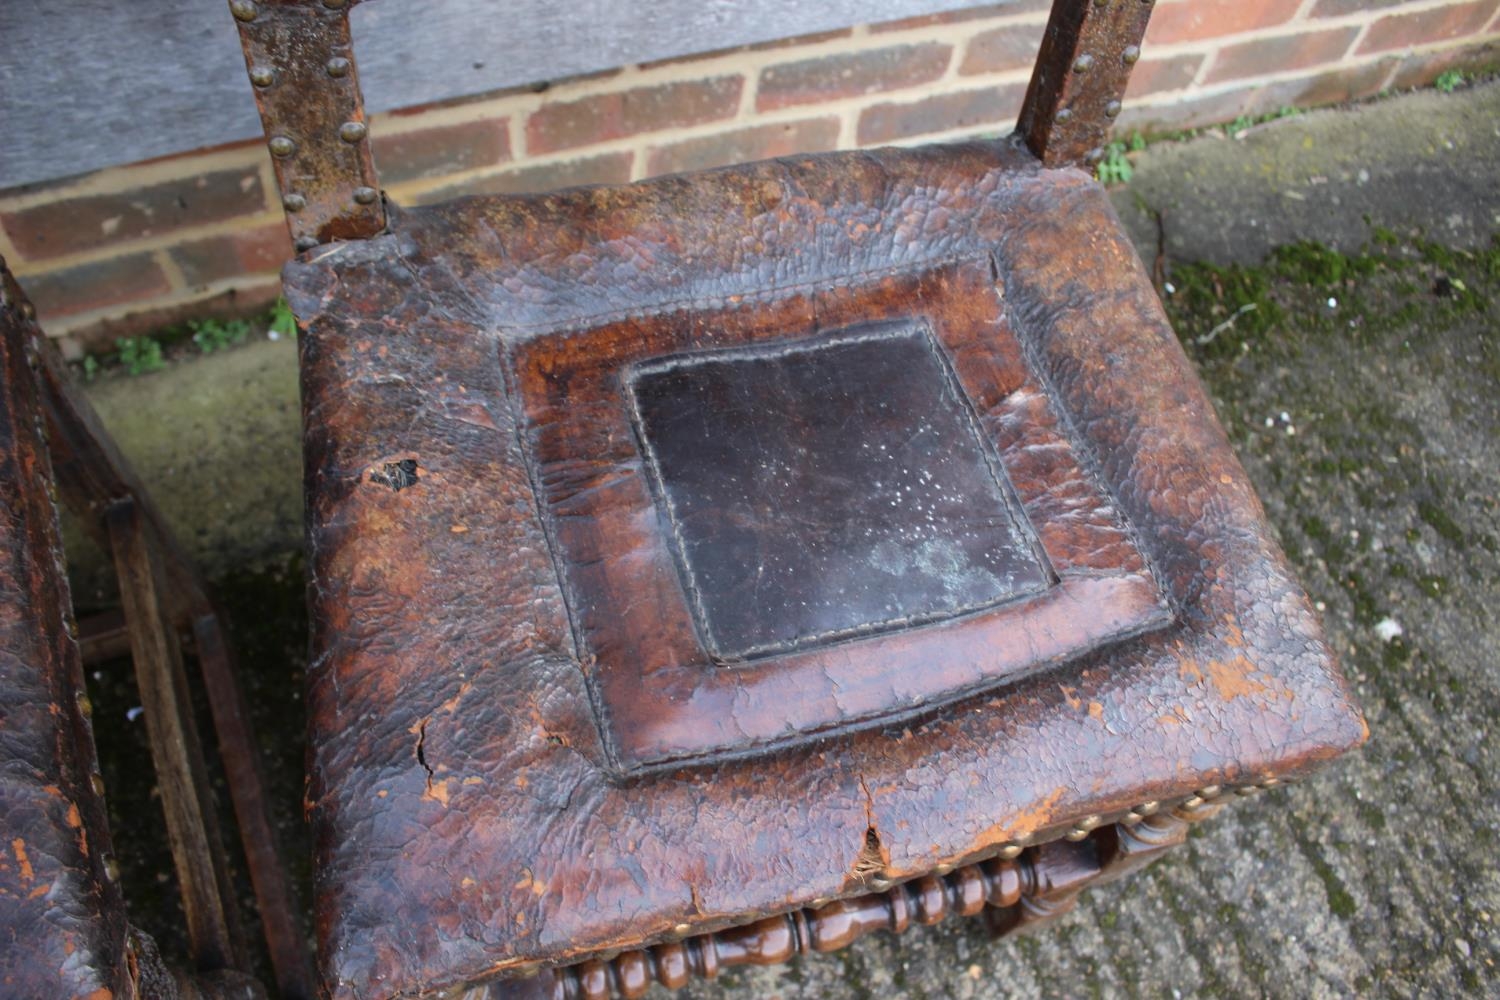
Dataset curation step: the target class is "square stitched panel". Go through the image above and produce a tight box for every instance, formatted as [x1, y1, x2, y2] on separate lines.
[628, 322, 1051, 662]
[510, 256, 1168, 769]
[285, 141, 1364, 999]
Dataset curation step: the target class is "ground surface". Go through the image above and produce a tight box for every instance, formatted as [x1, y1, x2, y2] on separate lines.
[69, 81, 1499, 998]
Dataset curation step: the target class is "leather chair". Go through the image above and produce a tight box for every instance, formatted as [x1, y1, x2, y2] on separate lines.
[227, 2, 1367, 997]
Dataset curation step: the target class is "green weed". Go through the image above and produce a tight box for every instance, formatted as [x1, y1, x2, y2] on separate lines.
[1434, 69, 1466, 93]
[269, 298, 296, 339]
[190, 316, 251, 354]
[115, 337, 165, 375]
[1095, 141, 1134, 185]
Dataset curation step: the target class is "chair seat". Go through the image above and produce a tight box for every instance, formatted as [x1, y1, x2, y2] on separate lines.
[286, 139, 1364, 998]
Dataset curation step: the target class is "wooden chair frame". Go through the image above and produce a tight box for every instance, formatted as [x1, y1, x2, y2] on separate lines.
[0, 264, 314, 999]
[222, 4, 1364, 999]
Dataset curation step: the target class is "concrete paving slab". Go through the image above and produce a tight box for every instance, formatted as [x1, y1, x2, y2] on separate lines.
[1113, 80, 1500, 267]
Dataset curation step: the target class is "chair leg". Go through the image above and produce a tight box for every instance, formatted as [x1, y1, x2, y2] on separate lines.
[26, 300, 314, 997]
[194, 611, 317, 1000]
[107, 498, 245, 974]
[1017, 0, 1155, 169]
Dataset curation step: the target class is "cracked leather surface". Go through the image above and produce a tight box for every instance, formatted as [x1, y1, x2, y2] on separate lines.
[284, 138, 1365, 998]
[0, 282, 131, 999]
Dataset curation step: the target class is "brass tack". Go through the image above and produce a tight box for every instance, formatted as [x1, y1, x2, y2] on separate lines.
[326, 57, 351, 78]
[1123, 45, 1142, 64]
[934, 863, 953, 876]
[1181, 795, 1205, 809]
[353, 186, 378, 205]
[1056, 108, 1074, 123]
[513, 963, 540, 978]
[1064, 828, 1090, 841]
[1105, 100, 1122, 119]
[1074, 54, 1094, 73]
[282, 193, 307, 212]
[1123, 811, 1144, 825]
[268, 136, 296, 157]
[91, 773, 107, 797]
[1258, 777, 1280, 789]
[19, 301, 36, 320]
[810, 897, 829, 908]
[1235, 785, 1261, 797]
[997, 843, 1023, 860]
[76, 692, 93, 719]
[249, 66, 275, 88]
[1136, 800, 1160, 816]
[229, 0, 258, 23]
[673, 922, 692, 936]
[339, 121, 368, 143]
[1196, 785, 1223, 800]
[103, 856, 121, 882]
[294, 235, 318, 252]
[869, 877, 892, 890]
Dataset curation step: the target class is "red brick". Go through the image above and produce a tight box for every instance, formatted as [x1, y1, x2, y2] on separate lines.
[871, 2, 1045, 33]
[526, 77, 743, 155]
[417, 152, 635, 202]
[2, 168, 265, 262]
[1120, 56, 1399, 136]
[639, 29, 853, 70]
[1387, 38, 1500, 89]
[168, 222, 289, 289]
[1205, 27, 1361, 84]
[645, 118, 841, 177]
[856, 84, 1027, 145]
[1116, 88, 1255, 135]
[747, 29, 857, 53]
[757, 44, 952, 111]
[1252, 57, 1399, 108]
[959, 22, 1047, 75]
[1124, 54, 1205, 98]
[1312, 0, 1415, 17]
[372, 119, 511, 185]
[1357, 1, 1499, 54]
[22, 253, 172, 321]
[1145, 0, 1303, 45]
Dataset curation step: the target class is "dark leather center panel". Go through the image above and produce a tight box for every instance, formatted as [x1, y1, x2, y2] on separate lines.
[629, 322, 1050, 662]
[512, 257, 1169, 771]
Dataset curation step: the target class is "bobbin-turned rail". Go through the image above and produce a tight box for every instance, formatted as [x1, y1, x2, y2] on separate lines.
[498, 796, 1237, 1000]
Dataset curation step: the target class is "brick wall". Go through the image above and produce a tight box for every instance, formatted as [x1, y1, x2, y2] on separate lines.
[3, 0, 1496, 354]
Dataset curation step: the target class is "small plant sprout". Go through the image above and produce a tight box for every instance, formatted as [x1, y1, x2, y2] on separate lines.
[1434, 70, 1466, 94]
[115, 336, 165, 375]
[190, 316, 251, 354]
[269, 298, 296, 340]
[1095, 141, 1134, 185]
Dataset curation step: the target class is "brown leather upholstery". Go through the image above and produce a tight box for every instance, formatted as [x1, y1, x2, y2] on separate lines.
[0, 272, 131, 1000]
[286, 139, 1365, 998]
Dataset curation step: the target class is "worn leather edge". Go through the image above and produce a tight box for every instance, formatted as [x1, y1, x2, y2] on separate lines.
[0, 272, 132, 999]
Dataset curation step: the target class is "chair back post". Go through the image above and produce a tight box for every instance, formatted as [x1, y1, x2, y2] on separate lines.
[228, 0, 384, 251]
[1018, 0, 1155, 168]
